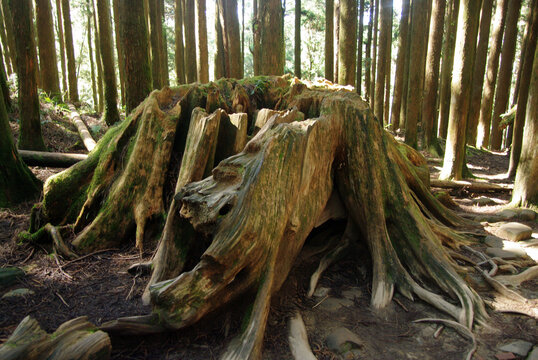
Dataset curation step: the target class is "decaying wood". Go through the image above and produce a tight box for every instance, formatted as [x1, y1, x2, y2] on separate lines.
[19, 150, 87, 167]
[430, 179, 513, 192]
[68, 104, 97, 152]
[0, 316, 110, 360]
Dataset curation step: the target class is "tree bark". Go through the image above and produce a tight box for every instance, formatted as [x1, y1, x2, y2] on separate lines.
[9, 0, 46, 151]
[389, 0, 409, 130]
[196, 0, 209, 83]
[19, 150, 88, 167]
[149, 0, 164, 89]
[96, 0, 120, 125]
[160, 0, 169, 87]
[476, 0, 508, 149]
[374, 0, 392, 123]
[490, 0, 522, 151]
[466, 0, 493, 146]
[175, 0, 185, 84]
[325, 0, 334, 81]
[508, 0, 537, 178]
[383, 16, 392, 127]
[215, 0, 242, 79]
[294, 0, 301, 78]
[440, 0, 481, 180]
[119, 0, 152, 114]
[184, 0, 197, 82]
[365, 1, 373, 100]
[369, 0, 378, 107]
[112, 0, 125, 106]
[35, 0, 61, 100]
[61, 0, 79, 103]
[55, 0, 68, 96]
[1, 1, 16, 74]
[334, 1, 340, 82]
[0, 43, 10, 110]
[0, 5, 13, 75]
[87, 1, 98, 111]
[337, 0, 357, 86]
[260, 0, 285, 75]
[356, 0, 365, 94]
[91, 0, 104, 112]
[512, 44, 538, 207]
[422, 0, 446, 151]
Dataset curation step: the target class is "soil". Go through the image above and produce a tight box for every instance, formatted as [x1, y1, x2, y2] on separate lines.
[1, 108, 537, 359]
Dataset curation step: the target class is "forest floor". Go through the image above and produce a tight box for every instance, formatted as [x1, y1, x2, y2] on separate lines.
[1, 104, 537, 359]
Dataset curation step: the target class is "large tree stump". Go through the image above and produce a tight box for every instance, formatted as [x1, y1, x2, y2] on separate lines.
[26, 76, 488, 359]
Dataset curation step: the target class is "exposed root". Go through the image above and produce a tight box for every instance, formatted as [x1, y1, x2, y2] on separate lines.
[413, 318, 476, 360]
[462, 245, 497, 276]
[494, 265, 538, 287]
[288, 312, 317, 360]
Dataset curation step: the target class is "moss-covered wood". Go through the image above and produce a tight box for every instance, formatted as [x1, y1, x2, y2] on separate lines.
[26, 76, 490, 359]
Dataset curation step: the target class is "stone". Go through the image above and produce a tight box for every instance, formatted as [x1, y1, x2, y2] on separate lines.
[342, 287, 362, 301]
[485, 235, 504, 248]
[313, 286, 330, 298]
[527, 346, 538, 360]
[499, 340, 533, 356]
[486, 247, 526, 259]
[519, 209, 536, 221]
[475, 215, 502, 223]
[325, 327, 362, 354]
[0, 267, 25, 289]
[338, 298, 354, 307]
[2, 288, 35, 299]
[319, 298, 344, 312]
[473, 197, 497, 206]
[498, 222, 533, 242]
[499, 209, 519, 221]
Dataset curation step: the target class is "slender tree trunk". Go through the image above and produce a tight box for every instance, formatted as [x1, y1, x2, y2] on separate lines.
[8, 0, 46, 151]
[383, 14, 392, 127]
[87, 1, 98, 111]
[334, 1, 339, 82]
[390, 0, 410, 130]
[96, 0, 120, 125]
[175, 0, 185, 84]
[35, 0, 61, 100]
[508, 0, 537, 178]
[512, 44, 538, 207]
[253, 0, 261, 75]
[1, 1, 16, 74]
[54, 0, 67, 95]
[294, 0, 301, 78]
[112, 0, 125, 107]
[337, 0, 357, 86]
[184, 0, 197, 82]
[89, 0, 104, 112]
[215, 3, 225, 79]
[422, 0, 446, 150]
[196, 0, 209, 83]
[61, 0, 79, 103]
[438, 0, 460, 138]
[0, 5, 13, 75]
[476, 0, 507, 148]
[369, 0, 378, 108]
[260, 0, 285, 75]
[374, 0, 392, 123]
[490, 0, 522, 150]
[0, 41, 11, 110]
[365, 2, 372, 101]
[149, 0, 164, 89]
[440, 0, 481, 180]
[160, 0, 169, 87]
[356, 0, 365, 94]
[404, 0, 428, 149]
[119, 0, 152, 114]
[324, 0, 334, 81]
[215, 0, 242, 79]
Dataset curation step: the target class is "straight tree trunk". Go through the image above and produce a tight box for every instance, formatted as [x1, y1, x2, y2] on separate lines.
[61, 0, 79, 103]
[440, 0, 481, 180]
[356, 0, 365, 94]
[112, 0, 125, 106]
[87, 1, 98, 111]
[184, 0, 197, 82]
[369, 0, 378, 108]
[508, 0, 537, 178]
[512, 44, 538, 207]
[0, 5, 13, 75]
[149, 0, 164, 89]
[8, 0, 46, 151]
[55, 0, 67, 95]
[476, 0, 508, 148]
[196, 0, 209, 83]
[465, 0, 493, 146]
[215, 3, 225, 79]
[1, 1, 16, 74]
[422, 0, 446, 150]
[0, 41, 11, 110]
[337, 0, 357, 86]
[119, 0, 152, 113]
[35, 0, 61, 100]
[259, 0, 284, 75]
[294, 0, 301, 78]
[490, 0, 522, 150]
[365, 2, 372, 101]
[215, 0, 242, 79]
[374, 0, 392, 123]
[334, 1, 339, 82]
[160, 0, 169, 86]
[175, 0, 185, 84]
[383, 15, 392, 127]
[253, 0, 261, 75]
[324, 0, 334, 81]
[96, 0, 120, 125]
[390, 0, 410, 130]
[91, 0, 104, 112]
[404, 0, 429, 149]
[438, 0, 460, 138]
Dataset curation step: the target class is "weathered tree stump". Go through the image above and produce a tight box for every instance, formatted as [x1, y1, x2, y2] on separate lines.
[22, 76, 489, 359]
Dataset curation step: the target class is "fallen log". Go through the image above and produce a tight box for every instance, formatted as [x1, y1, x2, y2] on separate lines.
[430, 178, 513, 192]
[19, 150, 88, 167]
[68, 104, 97, 152]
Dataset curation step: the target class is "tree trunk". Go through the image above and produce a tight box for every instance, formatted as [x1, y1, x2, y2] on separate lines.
[0, 65, 41, 207]
[512, 45, 538, 207]
[365, 1, 373, 101]
[196, 0, 209, 83]
[356, 0, 365, 94]
[389, 0, 409, 130]
[87, 1, 98, 111]
[175, 0, 185, 84]
[294, 0, 301, 78]
[337, 0, 357, 86]
[440, 0, 481, 180]
[61, 0, 79, 103]
[119, 0, 152, 114]
[508, 0, 537, 178]
[0, 5, 13, 75]
[404, 0, 428, 149]
[253, 0, 261, 75]
[30, 76, 486, 359]
[9, 0, 46, 151]
[476, 0, 508, 149]
[334, 1, 339, 82]
[383, 17, 392, 127]
[490, 0, 522, 151]
[369, 0, 378, 108]
[438, 0, 460, 139]
[215, 0, 242, 79]
[149, 0, 164, 89]
[260, 0, 285, 75]
[55, 0, 68, 96]
[19, 150, 88, 167]
[35, 0, 61, 100]
[96, 0, 120, 125]
[184, 0, 197, 82]
[91, 0, 104, 112]
[325, 0, 334, 81]
[422, 0, 446, 151]
[465, 0, 493, 146]
[374, 0, 391, 123]
[1, 1, 16, 74]
[0, 43, 11, 110]
[160, 0, 169, 87]
[112, 0, 125, 107]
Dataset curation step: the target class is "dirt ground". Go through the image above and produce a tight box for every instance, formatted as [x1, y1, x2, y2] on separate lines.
[1, 108, 537, 359]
